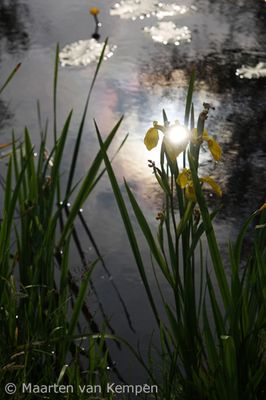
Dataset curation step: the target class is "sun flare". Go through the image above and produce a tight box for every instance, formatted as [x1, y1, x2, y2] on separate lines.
[167, 125, 189, 144]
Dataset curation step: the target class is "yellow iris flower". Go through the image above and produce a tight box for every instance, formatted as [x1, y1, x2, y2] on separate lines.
[144, 121, 189, 162]
[192, 128, 222, 161]
[177, 168, 222, 202]
[144, 123, 221, 163]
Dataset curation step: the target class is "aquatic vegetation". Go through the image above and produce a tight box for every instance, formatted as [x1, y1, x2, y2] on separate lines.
[236, 62, 266, 79]
[98, 72, 266, 399]
[110, 0, 192, 20]
[143, 21, 191, 45]
[59, 7, 116, 67]
[59, 39, 116, 67]
[0, 43, 123, 396]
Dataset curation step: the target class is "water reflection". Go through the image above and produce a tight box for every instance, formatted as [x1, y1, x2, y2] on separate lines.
[0, 0, 30, 55]
[110, 0, 191, 20]
[129, 0, 266, 223]
[144, 22, 191, 45]
[0, 1, 29, 134]
[137, 56, 266, 220]
[0, 100, 12, 130]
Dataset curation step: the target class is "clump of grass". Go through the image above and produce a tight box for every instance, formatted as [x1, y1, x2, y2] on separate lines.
[0, 42, 123, 398]
[96, 72, 266, 399]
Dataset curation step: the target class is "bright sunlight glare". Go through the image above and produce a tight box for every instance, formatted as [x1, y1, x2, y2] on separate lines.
[167, 125, 189, 144]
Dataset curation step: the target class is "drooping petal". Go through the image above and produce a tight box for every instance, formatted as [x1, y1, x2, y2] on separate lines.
[202, 131, 222, 161]
[177, 168, 190, 189]
[207, 137, 222, 161]
[202, 129, 209, 141]
[200, 176, 222, 197]
[144, 127, 159, 150]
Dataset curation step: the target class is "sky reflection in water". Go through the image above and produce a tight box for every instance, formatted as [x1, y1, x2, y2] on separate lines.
[0, 0, 265, 242]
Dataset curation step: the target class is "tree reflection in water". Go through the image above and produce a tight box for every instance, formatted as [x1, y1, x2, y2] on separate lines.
[0, 0, 30, 55]
[136, 0, 266, 222]
[0, 1, 30, 131]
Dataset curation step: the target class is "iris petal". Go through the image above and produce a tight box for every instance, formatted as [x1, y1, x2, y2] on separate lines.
[207, 138, 222, 161]
[200, 176, 222, 197]
[164, 136, 186, 162]
[144, 127, 159, 151]
[177, 168, 190, 189]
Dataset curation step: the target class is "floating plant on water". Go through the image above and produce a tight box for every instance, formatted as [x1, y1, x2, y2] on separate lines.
[144, 21, 191, 45]
[59, 39, 117, 67]
[59, 7, 117, 67]
[110, 0, 194, 20]
[236, 62, 266, 79]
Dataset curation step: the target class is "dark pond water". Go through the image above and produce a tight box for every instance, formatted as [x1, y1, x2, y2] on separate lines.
[1, 0, 266, 384]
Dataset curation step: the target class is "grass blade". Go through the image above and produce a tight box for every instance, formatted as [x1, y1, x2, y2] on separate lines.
[0, 63, 21, 95]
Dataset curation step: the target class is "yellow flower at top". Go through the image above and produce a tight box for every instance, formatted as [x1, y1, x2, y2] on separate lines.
[90, 7, 100, 16]
[144, 121, 190, 162]
[192, 128, 222, 161]
[177, 168, 222, 202]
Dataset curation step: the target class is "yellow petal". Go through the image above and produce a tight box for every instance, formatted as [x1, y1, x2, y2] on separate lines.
[200, 176, 222, 197]
[163, 136, 186, 162]
[207, 137, 222, 161]
[144, 128, 159, 151]
[202, 129, 209, 141]
[177, 168, 190, 189]
[185, 184, 196, 202]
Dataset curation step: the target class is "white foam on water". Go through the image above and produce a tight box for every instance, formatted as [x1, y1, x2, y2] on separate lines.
[59, 39, 116, 67]
[143, 21, 191, 45]
[236, 62, 266, 79]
